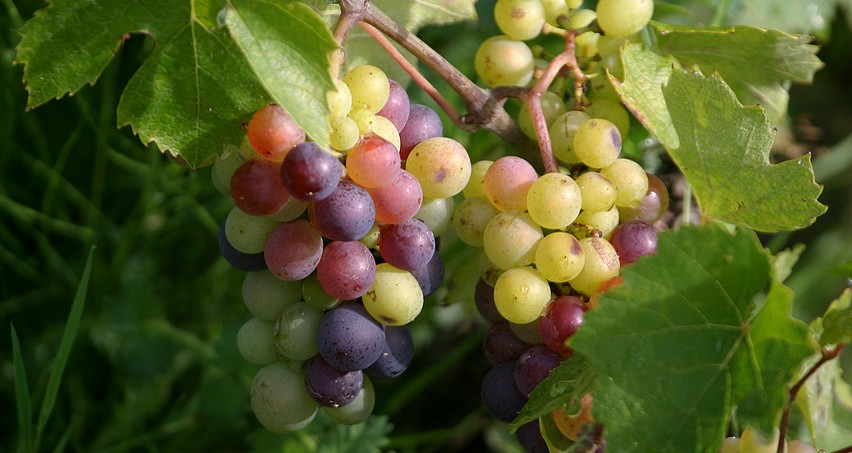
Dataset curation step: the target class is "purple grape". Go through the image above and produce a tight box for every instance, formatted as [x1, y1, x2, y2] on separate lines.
[409, 248, 444, 297]
[378, 219, 435, 271]
[514, 346, 561, 396]
[484, 322, 533, 365]
[316, 241, 376, 300]
[539, 295, 586, 358]
[264, 220, 323, 281]
[218, 221, 267, 272]
[377, 79, 411, 131]
[619, 173, 669, 223]
[366, 325, 413, 379]
[475, 278, 503, 323]
[610, 220, 658, 265]
[280, 142, 341, 201]
[317, 302, 386, 371]
[399, 104, 443, 160]
[312, 181, 375, 241]
[481, 361, 527, 422]
[516, 419, 548, 453]
[304, 354, 363, 407]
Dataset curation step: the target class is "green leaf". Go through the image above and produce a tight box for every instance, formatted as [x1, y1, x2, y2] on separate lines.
[11, 323, 33, 453]
[662, 69, 826, 232]
[821, 288, 852, 345]
[226, 0, 336, 150]
[726, 0, 837, 40]
[653, 22, 823, 122]
[16, 0, 272, 167]
[569, 226, 817, 452]
[315, 415, 392, 453]
[828, 260, 852, 278]
[509, 354, 594, 432]
[796, 357, 852, 450]
[772, 244, 806, 283]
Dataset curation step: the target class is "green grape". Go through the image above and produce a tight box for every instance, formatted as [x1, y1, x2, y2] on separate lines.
[596, 0, 654, 37]
[212, 141, 251, 194]
[575, 31, 600, 58]
[360, 224, 381, 249]
[329, 116, 359, 152]
[493, 266, 551, 324]
[719, 437, 739, 453]
[494, 0, 547, 41]
[585, 97, 630, 138]
[739, 427, 780, 453]
[274, 302, 323, 361]
[510, 319, 544, 344]
[550, 110, 591, 164]
[415, 197, 455, 237]
[225, 206, 279, 254]
[567, 9, 597, 30]
[483, 211, 543, 270]
[597, 34, 636, 57]
[266, 197, 308, 223]
[237, 317, 278, 365]
[575, 206, 619, 237]
[327, 79, 352, 117]
[406, 137, 471, 198]
[463, 160, 493, 199]
[243, 270, 302, 321]
[475, 35, 535, 87]
[302, 273, 341, 311]
[573, 118, 621, 168]
[600, 158, 648, 208]
[363, 263, 424, 326]
[527, 172, 582, 229]
[348, 108, 379, 135]
[567, 0, 583, 8]
[342, 64, 390, 114]
[480, 251, 505, 287]
[540, 0, 569, 26]
[372, 115, 401, 151]
[518, 91, 567, 140]
[251, 361, 319, 432]
[576, 171, 617, 212]
[323, 374, 375, 425]
[453, 196, 501, 247]
[535, 232, 585, 282]
[569, 237, 620, 295]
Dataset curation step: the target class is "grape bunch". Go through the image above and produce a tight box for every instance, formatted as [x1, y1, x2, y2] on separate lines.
[212, 64, 470, 432]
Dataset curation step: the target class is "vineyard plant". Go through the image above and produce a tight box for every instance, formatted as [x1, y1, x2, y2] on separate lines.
[2, 0, 852, 452]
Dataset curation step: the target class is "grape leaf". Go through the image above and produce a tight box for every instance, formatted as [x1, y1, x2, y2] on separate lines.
[569, 226, 817, 452]
[726, 0, 839, 40]
[821, 288, 852, 345]
[663, 69, 826, 232]
[653, 22, 823, 123]
[509, 354, 594, 431]
[772, 244, 806, 283]
[315, 415, 391, 453]
[796, 356, 852, 450]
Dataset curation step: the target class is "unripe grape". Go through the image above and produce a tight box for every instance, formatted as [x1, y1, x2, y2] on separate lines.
[575, 206, 620, 238]
[463, 160, 493, 198]
[569, 237, 620, 295]
[237, 317, 278, 364]
[494, 0, 547, 41]
[475, 35, 535, 87]
[585, 97, 631, 139]
[540, 0, 570, 26]
[483, 211, 543, 270]
[327, 79, 352, 117]
[415, 197, 454, 236]
[573, 118, 622, 168]
[274, 302, 323, 361]
[363, 263, 424, 326]
[567, 9, 597, 30]
[453, 197, 500, 247]
[600, 158, 648, 208]
[225, 206, 278, 254]
[518, 91, 567, 140]
[576, 171, 617, 212]
[250, 362, 318, 432]
[618, 173, 670, 223]
[550, 110, 591, 164]
[527, 172, 582, 229]
[493, 266, 551, 324]
[739, 427, 781, 453]
[329, 116, 359, 151]
[596, 0, 654, 37]
[372, 115, 401, 151]
[323, 374, 376, 425]
[343, 65, 390, 113]
[535, 232, 585, 282]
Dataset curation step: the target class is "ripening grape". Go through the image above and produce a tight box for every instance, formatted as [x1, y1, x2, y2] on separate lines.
[573, 118, 622, 168]
[534, 232, 585, 282]
[576, 171, 617, 212]
[377, 79, 411, 130]
[343, 64, 390, 114]
[539, 295, 587, 357]
[399, 104, 443, 160]
[329, 116, 359, 152]
[346, 135, 401, 189]
[526, 172, 582, 229]
[304, 354, 363, 407]
[237, 317, 278, 364]
[610, 220, 658, 265]
[514, 345, 561, 396]
[247, 104, 305, 162]
[317, 302, 386, 371]
[264, 220, 324, 281]
[618, 173, 670, 223]
[250, 361, 318, 432]
[574, 206, 620, 237]
[225, 206, 278, 254]
[316, 241, 376, 300]
[378, 219, 436, 272]
[405, 137, 471, 199]
[463, 160, 493, 199]
[493, 266, 551, 324]
[596, 0, 654, 37]
[518, 91, 567, 140]
[369, 169, 423, 225]
[414, 197, 454, 236]
[242, 270, 301, 321]
[326, 79, 352, 117]
[475, 35, 535, 87]
[363, 263, 424, 326]
[484, 155, 538, 211]
[453, 196, 501, 247]
[312, 181, 376, 241]
[280, 142, 342, 202]
[569, 237, 620, 295]
[494, 0, 547, 41]
[274, 302, 323, 361]
[230, 158, 290, 216]
[323, 374, 376, 424]
[600, 158, 649, 208]
[550, 110, 591, 164]
[483, 211, 543, 270]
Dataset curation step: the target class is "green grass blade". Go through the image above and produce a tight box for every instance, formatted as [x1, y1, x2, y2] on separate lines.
[11, 323, 34, 453]
[33, 246, 95, 451]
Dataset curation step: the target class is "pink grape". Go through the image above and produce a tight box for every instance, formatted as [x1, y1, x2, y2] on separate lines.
[369, 170, 423, 224]
[316, 241, 376, 300]
[230, 159, 290, 216]
[247, 104, 305, 162]
[264, 220, 323, 281]
[346, 135, 402, 189]
[618, 173, 670, 223]
[378, 219, 435, 271]
[610, 220, 658, 265]
[484, 156, 537, 211]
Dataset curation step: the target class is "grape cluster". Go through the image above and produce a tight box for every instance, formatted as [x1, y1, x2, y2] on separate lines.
[213, 64, 470, 432]
[463, 0, 672, 448]
[720, 427, 820, 453]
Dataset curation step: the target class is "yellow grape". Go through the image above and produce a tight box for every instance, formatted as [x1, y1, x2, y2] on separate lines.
[329, 116, 359, 152]
[475, 35, 535, 87]
[453, 196, 501, 247]
[550, 110, 591, 164]
[464, 160, 493, 199]
[585, 97, 631, 139]
[575, 206, 620, 238]
[326, 79, 352, 117]
[343, 65, 390, 113]
[596, 0, 654, 37]
[569, 237, 620, 295]
[573, 118, 622, 168]
[483, 211, 543, 270]
[600, 158, 648, 208]
[535, 232, 586, 282]
[406, 137, 471, 198]
[526, 172, 582, 229]
[363, 263, 423, 326]
[494, 0, 546, 41]
[576, 171, 617, 212]
[493, 266, 551, 324]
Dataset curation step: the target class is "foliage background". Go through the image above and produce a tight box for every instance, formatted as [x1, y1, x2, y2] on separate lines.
[1, 0, 850, 451]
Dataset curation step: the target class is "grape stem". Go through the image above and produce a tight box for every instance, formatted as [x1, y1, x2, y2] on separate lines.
[777, 344, 845, 453]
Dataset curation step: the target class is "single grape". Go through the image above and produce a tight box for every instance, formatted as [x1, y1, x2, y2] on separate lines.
[569, 237, 620, 295]
[483, 211, 543, 270]
[484, 321, 533, 364]
[366, 325, 414, 379]
[250, 361, 318, 432]
[212, 142, 250, 193]
[494, 0, 546, 41]
[516, 419, 548, 453]
[317, 301, 386, 371]
[405, 137, 472, 199]
[399, 104, 443, 160]
[329, 116, 360, 152]
[326, 79, 352, 117]
[237, 317, 278, 365]
[534, 232, 585, 283]
[347, 108, 379, 136]
[304, 354, 363, 408]
[414, 197, 454, 236]
[567, 9, 597, 30]
[484, 155, 538, 212]
[596, 0, 654, 37]
[312, 181, 375, 241]
[453, 196, 501, 247]
[225, 206, 278, 254]
[540, 0, 569, 26]
[379, 219, 436, 271]
[600, 158, 649, 208]
[526, 172, 582, 229]
[247, 104, 305, 162]
[280, 142, 341, 202]
[343, 64, 390, 114]
[518, 91, 567, 140]
[514, 345, 561, 396]
[475, 35, 535, 88]
[242, 270, 301, 321]
[739, 427, 781, 453]
[575, 31, 600, 58]
[585, 97, 631, 139]
[323, 374, 376, 425]
[264, 220, 323, 281]
[372, 115, 402, 151]
[610, 220, 658, 265]
[573, 118, 622, 169]
[218, 221, 267, 272]
[550, 110, 592, 164]
[481, 361, 527, 422]
[617, 173, 670, 223]
[575, 206, 620, 238]
[576, 171, 617, 213]
[230, 158, 290, 216]
[409, 248, 445, 297]
[463, 160, 493, 199]
[475, 278, 503, 324]
[376, 79, 411, 130]
[346, 135, 401, 189]
[369, 169, 423, 225]
[539, 295, 586, 357]
[363, 263, 424, 326]
[493, 266, 551, 324]
[316, 240, 376, 300]
[274, 302, 323, 361]
[359, 224, 381, 250]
